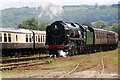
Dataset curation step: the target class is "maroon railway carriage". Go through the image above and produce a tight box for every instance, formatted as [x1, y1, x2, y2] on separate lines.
[93, 28, 118, 51]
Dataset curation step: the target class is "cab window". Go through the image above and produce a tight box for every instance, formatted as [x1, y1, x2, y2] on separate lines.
[69, 30, 79, 38]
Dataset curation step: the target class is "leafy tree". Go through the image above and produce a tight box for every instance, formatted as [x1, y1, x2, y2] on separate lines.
[18, 17, 47, 30]
[38, 22, 48, 31]
[18, 17, 39, 30]
[82, 22, 92, 27]
[92, 21, 107, 29]
[112, 22, 120, 40]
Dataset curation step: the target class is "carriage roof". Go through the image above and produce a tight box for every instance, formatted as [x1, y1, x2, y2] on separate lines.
[0, 28, 32, 33]
[0, 28, 45, 34]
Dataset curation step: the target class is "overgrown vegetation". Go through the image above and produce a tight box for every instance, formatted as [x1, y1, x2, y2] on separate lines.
[118, 41, 120, 48]
[18, 17, 47, 30]
[112, 22, 120, 40]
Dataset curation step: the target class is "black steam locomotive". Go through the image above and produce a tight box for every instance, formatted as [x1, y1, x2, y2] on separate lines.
[45, 21, 118, 57]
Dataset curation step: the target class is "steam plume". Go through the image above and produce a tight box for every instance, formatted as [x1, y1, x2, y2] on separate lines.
[38, 3, 63, 21]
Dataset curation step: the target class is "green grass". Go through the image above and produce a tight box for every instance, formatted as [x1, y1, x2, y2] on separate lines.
[118, 41, 120, 48]
[84, 49, 118, 65]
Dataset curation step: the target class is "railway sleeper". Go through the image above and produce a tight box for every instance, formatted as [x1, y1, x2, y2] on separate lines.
[1, 66, 17, 71]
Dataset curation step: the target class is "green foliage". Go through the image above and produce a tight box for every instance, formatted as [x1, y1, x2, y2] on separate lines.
[45, 60, 52, 64]
[82, 22, 92, 27]
[118, 41, 120, 48]
[18, 17, 39, 30]
[38, 22, 48, 31]
[112, 22, 120, 40]
[63, 5, 118, 25]
[1, 4, 118, 28]
[18, 17, 47, 30]
[92, 20, 107, 28]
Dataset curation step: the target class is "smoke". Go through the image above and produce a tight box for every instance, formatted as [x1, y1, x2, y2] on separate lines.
[38, 3, 63, 21]
[58, 50, 68, 57]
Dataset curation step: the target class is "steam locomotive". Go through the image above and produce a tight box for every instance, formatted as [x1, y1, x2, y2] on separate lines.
[45, 21, 118, 57]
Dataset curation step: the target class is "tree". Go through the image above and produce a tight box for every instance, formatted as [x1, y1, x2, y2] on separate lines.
[18, 17, 39, 30]
[112, 22, 120, 40]
[82, 22, 92, 27]
[38, 22, 48, 31]
[18, 17, 47, 30]
[92, 21, 107, 29]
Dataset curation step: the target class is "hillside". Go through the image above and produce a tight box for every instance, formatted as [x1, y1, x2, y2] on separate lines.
[0, 4, 119, 28]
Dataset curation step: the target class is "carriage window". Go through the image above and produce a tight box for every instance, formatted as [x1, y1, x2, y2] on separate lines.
[38, 35, 40, 42]
[29, 35, 32, 42]
[26, 35, 28, 42]
[43, 36, 44, 42]
[0, 33, 2, 42]
[32, 36, 33, 41]
[95, 32, 98, 39]
[41, 35, 42, 42]
[8, 34, 11, 42]
[16, 35, 18, 41]
[36, 35, 38, 42]
[4, 33, 7, 42]
[44, 35, 46, 42]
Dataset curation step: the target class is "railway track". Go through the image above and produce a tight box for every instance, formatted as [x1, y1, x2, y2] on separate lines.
[94, 56, 105, 78]
[57, 53, 105, 79]
[1, 55, 49, 64]
[0, 56, 50, 71]
[58, 53, 90, 79]
[18, 54, 91, 78]
[2, 49, 118, 78]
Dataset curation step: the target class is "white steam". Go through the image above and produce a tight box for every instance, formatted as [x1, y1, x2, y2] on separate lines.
[38, 3, 63, 20]
[58, 50, 68, 57]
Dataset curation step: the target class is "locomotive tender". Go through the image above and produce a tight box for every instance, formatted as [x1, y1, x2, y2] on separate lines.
[45, 21, 118, 57]
[0, 28, 46, 57]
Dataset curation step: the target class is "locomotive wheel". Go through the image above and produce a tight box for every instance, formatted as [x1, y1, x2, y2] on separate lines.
[49, 50, 60, 58]
[68, 43, 78, 56]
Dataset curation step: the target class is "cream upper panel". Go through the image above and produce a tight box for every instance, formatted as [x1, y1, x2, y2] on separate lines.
[0, 28, 33, 43]
[1, 28, 47, 43]
[0, 32, 15, 43]
[33, 30, 46, 43]
[0, 31, 33, 43]
[16, 33, 33, 43]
